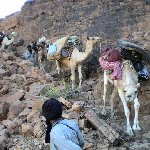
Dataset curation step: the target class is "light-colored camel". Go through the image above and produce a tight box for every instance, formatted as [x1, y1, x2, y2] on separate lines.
[0, 32, 17, 49]
[102, 60, 141, 136]
[47, 36, 101, 89]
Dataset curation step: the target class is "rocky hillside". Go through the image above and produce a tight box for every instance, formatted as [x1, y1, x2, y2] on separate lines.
[0, 0, 150, 149]
[0, 0, 150, 77]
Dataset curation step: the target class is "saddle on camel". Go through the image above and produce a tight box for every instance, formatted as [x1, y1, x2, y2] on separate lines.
[47, 36, 82, 61]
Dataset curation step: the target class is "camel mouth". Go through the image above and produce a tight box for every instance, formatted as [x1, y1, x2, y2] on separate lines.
[126, 98, 133, 102]
[87, 36, 102, 41]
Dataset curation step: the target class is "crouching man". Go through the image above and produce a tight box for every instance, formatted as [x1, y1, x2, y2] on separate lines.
[42, 98, 84, 150]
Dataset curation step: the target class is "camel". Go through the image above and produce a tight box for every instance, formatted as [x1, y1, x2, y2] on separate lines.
[37, 44, 47, 70]
[0, 32, 17, 50]
[47, 36, 101, 90]
[101, 60, 141, 136]
[36, 37, 49, 70]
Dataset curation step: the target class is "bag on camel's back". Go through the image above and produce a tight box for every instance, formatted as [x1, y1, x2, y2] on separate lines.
[47, 37, 68, 61]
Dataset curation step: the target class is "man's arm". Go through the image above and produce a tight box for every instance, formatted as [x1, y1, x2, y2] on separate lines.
[76, 126, 84, 148]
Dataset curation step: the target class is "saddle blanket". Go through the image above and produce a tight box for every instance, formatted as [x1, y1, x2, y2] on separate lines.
[99, 57, 122, 80]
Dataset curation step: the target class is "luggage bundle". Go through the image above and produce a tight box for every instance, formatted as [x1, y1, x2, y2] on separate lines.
[117, 40, 149, 81]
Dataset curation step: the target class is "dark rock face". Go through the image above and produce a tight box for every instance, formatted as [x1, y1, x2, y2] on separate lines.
[0, 0, 149, 42]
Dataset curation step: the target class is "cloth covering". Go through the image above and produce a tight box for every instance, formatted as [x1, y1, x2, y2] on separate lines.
[99, 57, 122, 80]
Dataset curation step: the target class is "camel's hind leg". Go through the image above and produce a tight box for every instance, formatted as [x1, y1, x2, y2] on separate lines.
[102, 71, 108, 115]
[70, 66, 76, 90]
[78, 64, 82, 89]
[133, 97, 141, 131]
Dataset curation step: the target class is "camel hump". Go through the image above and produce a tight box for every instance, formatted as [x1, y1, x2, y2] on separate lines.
[54, 36, 69, 53]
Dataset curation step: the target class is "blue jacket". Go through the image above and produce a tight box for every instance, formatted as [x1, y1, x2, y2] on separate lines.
[50, 119, 84, 150]
[24, 49, 34, 63]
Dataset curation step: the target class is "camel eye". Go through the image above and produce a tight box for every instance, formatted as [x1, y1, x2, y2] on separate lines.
[135, 91, 137, 94]
[124, 90, 127, 93]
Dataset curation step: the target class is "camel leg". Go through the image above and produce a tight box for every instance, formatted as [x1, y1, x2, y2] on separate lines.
[37, 55, 41, 69]
[78, 64, 82, 89]
[71, 66, 76, 90]
[110, 87, 117, 118]
[40, 61, 45, 71]
[56, 60, 61, 74]
[102, 71, 108, 115]
[133, 97, 141, 131]
[118, 89, 133, 136]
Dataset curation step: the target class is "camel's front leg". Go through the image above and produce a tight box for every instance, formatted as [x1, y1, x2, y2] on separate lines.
[56, 60, 61, 74]
[102, 71, 108, 115]
[133, 97, 141, 131]
[110, 87, 117, 118]
[71, 66, 76, 90]
[78, 64, 82, 89]
[118, 89, 133, 135]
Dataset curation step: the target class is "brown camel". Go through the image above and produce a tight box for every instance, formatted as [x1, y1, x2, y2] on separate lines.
[47, 36, 101, 89]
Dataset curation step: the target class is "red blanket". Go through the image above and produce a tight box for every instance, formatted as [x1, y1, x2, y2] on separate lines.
[99, 57, 122, 80]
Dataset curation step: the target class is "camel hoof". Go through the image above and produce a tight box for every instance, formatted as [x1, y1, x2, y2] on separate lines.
[77, 86, 82, 93]
[133, 125, 141, 131]
[127, 127, 134, 136]
[110, 113, 114, 119]
[101, 108, 107, 115]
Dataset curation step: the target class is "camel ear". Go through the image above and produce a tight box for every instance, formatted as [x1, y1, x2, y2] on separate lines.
[130, 65, 134, 69]
[137, 83, 140, 88]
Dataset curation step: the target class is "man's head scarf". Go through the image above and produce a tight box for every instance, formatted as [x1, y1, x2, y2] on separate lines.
[42, 98, 63, 122]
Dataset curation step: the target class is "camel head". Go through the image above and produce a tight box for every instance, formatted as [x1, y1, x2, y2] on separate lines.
[123, 82, 140, 102]
[87, 36, 102, 45]
[122, 60, 134, 70]
[122, 60, 140, 101]
[39, 36, 46, 43]
[10, 32, 17, 38]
